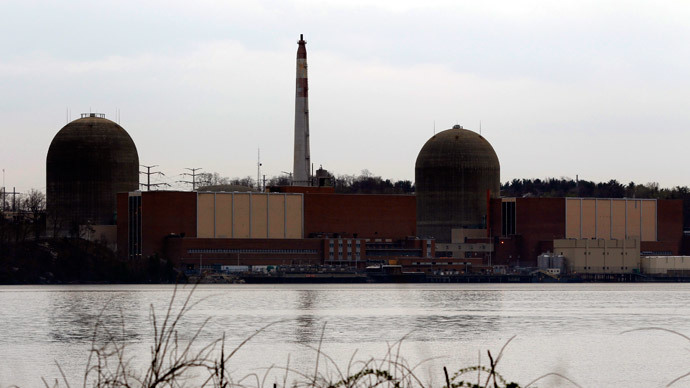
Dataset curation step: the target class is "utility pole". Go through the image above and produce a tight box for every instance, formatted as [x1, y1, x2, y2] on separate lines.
[178, 167, 203, 191]
[257, 148, 262, 192]
[140, 165, 169, 191]
[1, 169, 5, 211]
[5, 187, 21, 212]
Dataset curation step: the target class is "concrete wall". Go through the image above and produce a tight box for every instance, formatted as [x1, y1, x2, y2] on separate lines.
[641, 256, 690, 275]
[451, 228, 487, 243]
[196, 192, 303, 239]
[565, 198, 657, 241]
[436, 242, 493, 259]
[554, 238, 640, 274]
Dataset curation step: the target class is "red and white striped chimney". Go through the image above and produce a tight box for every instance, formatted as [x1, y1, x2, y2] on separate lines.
[293, 34, 311, 186]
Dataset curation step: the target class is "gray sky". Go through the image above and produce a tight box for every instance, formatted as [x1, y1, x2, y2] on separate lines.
[2, 0, 689, 193]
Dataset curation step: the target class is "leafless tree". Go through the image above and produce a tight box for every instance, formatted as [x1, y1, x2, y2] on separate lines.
[20, 189, 46, 240]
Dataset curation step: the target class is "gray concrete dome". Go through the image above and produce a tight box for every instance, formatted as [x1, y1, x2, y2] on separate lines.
[46, 114, 139, 228]
[415, 125, 500, 242]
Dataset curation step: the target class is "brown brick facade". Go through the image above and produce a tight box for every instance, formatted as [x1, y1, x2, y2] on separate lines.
[303, 193, 416, 239]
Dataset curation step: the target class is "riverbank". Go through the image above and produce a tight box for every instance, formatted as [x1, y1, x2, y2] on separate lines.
[0, 239, 179, 284]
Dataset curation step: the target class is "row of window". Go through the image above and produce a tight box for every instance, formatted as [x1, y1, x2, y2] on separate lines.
[641, 251, 673, 256]
[329, 241, 362, 247]
[578, 251, 629, 255]
[582, 266, 630, 270]
[412, 262, 467, 266]
[188, 249, 318, 254]
[329, 246, 361, 252]
[327, 256, 361, 260]
[328, 254, 361, 259]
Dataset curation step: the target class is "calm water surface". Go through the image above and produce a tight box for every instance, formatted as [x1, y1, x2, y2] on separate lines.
[2, 283, 690, 387]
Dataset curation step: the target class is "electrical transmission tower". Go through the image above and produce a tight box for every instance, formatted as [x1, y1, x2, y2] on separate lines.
[140, 165, 170, 191]
[178, 167, 203, 191]
[2, 187, 21, 211]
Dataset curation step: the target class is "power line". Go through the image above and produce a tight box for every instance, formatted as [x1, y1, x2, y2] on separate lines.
[140, 165, 170, 191]
[178, 167, 203, 191]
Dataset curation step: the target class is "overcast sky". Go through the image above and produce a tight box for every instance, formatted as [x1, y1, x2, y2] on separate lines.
[2, 0, 689, 193]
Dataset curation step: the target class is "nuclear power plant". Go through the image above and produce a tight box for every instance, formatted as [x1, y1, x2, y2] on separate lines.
[44, 35, 688, 281]
[415, 124, 500, 242]
[46, 113, 139, 235]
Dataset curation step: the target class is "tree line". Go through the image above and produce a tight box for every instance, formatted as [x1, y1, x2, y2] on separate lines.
[501, 178, 688, 200]
[198, 169, 415, 194]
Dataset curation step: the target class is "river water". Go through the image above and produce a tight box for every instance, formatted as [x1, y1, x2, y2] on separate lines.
[2, 283, 690, 387]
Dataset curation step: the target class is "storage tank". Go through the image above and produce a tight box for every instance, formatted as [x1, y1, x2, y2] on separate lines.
[415, 125, 500, 242]
[46, 113, 139, 231]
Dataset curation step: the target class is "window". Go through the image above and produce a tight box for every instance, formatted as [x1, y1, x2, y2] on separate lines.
[501, 201, 516, 236]
[128, 195, 142, 259]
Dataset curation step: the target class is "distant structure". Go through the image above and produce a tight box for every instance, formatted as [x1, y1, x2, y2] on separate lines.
[46, 113, 139, 232]
[415, 125, 500, 242]
[293, 34, 311, 186]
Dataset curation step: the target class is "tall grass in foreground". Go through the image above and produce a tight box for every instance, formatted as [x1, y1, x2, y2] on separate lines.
[33, 286, 588, 388]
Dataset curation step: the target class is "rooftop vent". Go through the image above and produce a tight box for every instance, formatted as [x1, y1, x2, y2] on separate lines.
[452, 124, 463, 129]
[81, 113, 106, 118]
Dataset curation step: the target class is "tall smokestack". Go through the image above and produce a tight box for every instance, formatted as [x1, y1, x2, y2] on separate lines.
[293, 34, 311, 186]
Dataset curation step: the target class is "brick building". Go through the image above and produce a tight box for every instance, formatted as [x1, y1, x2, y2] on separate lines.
[116, 189, 425, 271]
[489, 197, 684, 267]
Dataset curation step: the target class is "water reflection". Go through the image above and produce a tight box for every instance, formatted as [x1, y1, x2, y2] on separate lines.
[48, 290, 144, 344]
[294, 289, 320, 344]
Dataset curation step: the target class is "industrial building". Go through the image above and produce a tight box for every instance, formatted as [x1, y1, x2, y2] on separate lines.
[415, 124, 500, 243]
[45, 35, 688, 279]
[116, 189, 433, 271]
[641, 256, 690, 276]
[554, 238, 640, 274]
[488, 197, 684, 269]
[46, 113, 138, 240]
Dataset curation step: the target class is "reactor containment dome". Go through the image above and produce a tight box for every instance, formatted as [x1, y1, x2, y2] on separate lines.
[46, 113, 139, 230]
[415, 125, 500, 243]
